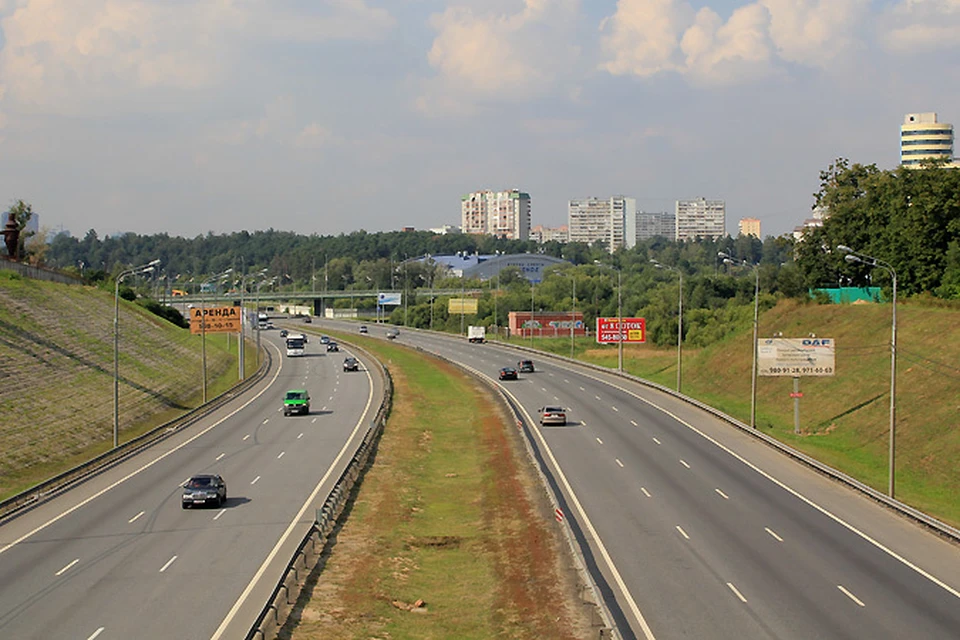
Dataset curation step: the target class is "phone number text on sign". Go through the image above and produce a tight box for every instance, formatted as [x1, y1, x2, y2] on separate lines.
[595, 317, 646, 344]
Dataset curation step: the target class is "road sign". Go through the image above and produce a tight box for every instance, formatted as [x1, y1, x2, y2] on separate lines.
[377, 292, 402, 306]
[789, 392, 803, 398]
[758, 338, 835, 377]
[190, 306, 242, 334]
[595, 317, 646, 344]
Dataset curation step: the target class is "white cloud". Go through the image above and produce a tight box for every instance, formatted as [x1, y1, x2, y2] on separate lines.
[0, 0, 395, 113]
[417, 0, 581, 116]
[881, 0, 960, 52]
[599, 0, 867, 84]
[294, 123, 333, 149]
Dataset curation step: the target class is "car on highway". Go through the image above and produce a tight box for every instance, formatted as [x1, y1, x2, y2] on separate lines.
[343, 356, 359, 372]
[182, 474, 227, 509]
[538, 406, 567, 426]
[498, 366, 518, 381]
[303, 316, 312, 323]
[386, 328, 399, 339]
[283, 389, 311, 416]
[359, 325, 368, 334]
[518, 359, 535, 373]
[320, 335, 331, 344]
[279, 329, 288, 338]
[326, 342, 339, 352]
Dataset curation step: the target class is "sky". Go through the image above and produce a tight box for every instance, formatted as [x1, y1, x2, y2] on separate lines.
[1, 0, 959, 240]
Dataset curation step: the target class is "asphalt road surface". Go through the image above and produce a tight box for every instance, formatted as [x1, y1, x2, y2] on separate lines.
[321, 319, 960, 640]
[0, 328, 382, 640]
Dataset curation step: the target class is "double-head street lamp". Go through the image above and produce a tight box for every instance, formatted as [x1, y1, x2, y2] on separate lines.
[838, 245, 899, 498]
[650, 259, 683, 392]
[114, 259, 160, 448]
[719, 252, 759, 428]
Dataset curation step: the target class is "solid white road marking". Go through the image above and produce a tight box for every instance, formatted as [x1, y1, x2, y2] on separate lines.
[838, 585, 865, 607]
[159, 555, 178, 573]
[616, 459, 624, 468]
[727, 582, 748, 603]
[55, 559, 79, 576]
[676, 526, 690, 540]
[86, 628, 105, 640]
[715, 489, 729, 500]
[596, 438, 604, 445]
[653, 437, 661, 445]
[277, 451, 285, 459]
[213, 509, 226, 521]
[128, 511, 144, 524]
[765, 527, 784, 542]
[250, 476, 261, 485]
[297, 433, 304, 439]
[215, 453, 225, 461]
[680, 460, 691, 469]
[631, 420, 638, 426]
[641, 487, 651, 498]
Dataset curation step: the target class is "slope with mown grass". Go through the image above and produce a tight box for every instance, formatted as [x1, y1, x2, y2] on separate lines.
[0, 272, 245, 499]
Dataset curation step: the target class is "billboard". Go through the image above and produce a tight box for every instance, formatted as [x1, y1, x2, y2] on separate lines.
[595, 317, 646, 344]
[190, 306, 242, 334]
[448, 298, 479, 315]
[757, 338, 835, 377]
[377, 292, 402, 306]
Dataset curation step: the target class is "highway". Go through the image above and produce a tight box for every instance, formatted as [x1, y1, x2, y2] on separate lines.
[322, 320, 960, 640]
[0, 328, 382, 640]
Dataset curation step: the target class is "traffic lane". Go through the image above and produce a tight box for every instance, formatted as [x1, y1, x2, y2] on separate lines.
[0, 340, 377, 639]
[527, 365, 960, 638]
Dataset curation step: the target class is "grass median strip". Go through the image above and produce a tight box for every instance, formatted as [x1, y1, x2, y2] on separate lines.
[282, 340, 591, 640]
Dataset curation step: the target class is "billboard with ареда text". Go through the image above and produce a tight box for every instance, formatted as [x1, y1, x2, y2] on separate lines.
[190, 306, 242, 334]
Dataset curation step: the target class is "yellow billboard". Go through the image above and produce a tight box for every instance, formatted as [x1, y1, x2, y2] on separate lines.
[190, 306, 242, 334]
[448, 298, 479, 315]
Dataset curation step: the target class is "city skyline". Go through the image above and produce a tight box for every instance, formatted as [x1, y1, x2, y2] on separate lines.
[1, 1, 958, 240]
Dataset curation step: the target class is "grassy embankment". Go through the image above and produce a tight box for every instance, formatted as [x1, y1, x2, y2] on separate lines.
[508, 297, 960, 527]
[282, 336, 590, 640]
[0, 272, 256, 500]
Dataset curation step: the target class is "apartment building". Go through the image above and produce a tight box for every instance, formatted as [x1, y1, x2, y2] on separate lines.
[460, 189, 531, 240]
[531, 225, 569, 244]
[901, 112, 957, 167]
[637, 211, 675, 241]
[738, 217, 761, 238]
[675, 198, 725, 241]
[568, 196, 637, 252]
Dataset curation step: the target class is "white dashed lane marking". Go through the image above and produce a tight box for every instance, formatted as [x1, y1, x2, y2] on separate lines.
[250, 476, 261, 485]
[243, 434, 250, 441]
[653, 437, 661, 445]
[766, 527, 784, 542]
[86, 628, 105, 640]
[715, 489, 730, 500]
[596, 438, 604, 445]
[213, 509, 226, 521]
[631, 420, 638, 426]
[297, 433, 304, 439]
[55, 559, 79, 576]
[159, 555, 178, 573]
[616, 459, 624, 468]
[311, 418, 317, 423]
[676, 526, 690, 540]
[277, 452, 285, 459]
[680, 460, 691, 469]
[838, 585, 865, 607]
[128, 511, 144, 524]
[215, 453, 225, 461]
[727, 582, 748, 603]
[640, 487, 651, 498]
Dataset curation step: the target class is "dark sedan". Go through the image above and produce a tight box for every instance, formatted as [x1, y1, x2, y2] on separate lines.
[182, 474, 227, 509]
[498, 367, 519, 381]
[327, 342, 340, 352]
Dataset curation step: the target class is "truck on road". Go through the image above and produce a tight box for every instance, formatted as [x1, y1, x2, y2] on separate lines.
[468, 326, 486, 343]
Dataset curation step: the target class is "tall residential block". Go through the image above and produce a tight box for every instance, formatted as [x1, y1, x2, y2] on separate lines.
[675, 198, 725, 241]
[568, 196, 637, 252]
[637, 211, 676, 241]
[738, 217, 761, 238]
[461, 189, 531, 240]
[901, 113, 954, 167]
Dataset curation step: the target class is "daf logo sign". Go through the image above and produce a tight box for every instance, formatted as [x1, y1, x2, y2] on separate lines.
[802, 338, 831, 347]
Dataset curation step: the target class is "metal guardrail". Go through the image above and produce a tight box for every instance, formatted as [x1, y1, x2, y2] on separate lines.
[0, 344, 272, 523]
[246, 342, 392, 640]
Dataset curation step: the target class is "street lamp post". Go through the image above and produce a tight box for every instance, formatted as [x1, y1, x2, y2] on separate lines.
[720, 252, 759, 428]
[114, 259, 160, 448]
[650, 260, 683, 392]
[838, 245, 898, 498]
[593, 260, 623, 372]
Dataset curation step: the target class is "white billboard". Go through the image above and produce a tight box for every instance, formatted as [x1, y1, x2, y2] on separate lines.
[377, 292, 402, 306]
[757, 338, 836, 377]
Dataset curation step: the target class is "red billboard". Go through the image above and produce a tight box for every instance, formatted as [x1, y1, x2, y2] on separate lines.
[595, 317, 646, 344]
